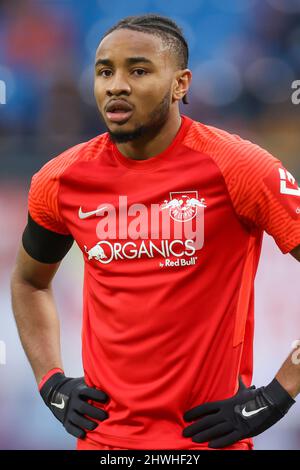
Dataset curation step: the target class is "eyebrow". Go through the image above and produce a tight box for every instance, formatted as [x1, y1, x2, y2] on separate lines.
[95, 56, 154, 68]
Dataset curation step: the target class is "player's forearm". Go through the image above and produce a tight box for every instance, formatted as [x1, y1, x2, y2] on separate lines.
[275, 341, 300, 399]
[10, 275, 63, 385]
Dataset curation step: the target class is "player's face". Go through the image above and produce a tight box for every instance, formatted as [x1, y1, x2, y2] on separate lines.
[94, 29, 180, 143]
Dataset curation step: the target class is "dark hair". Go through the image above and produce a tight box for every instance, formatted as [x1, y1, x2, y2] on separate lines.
[102, 14, 189, 105]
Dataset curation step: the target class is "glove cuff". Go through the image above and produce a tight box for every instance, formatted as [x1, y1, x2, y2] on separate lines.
[39, 371, 69, 405]
[263, 378, 296, 415]
[38, 368, 65, 392]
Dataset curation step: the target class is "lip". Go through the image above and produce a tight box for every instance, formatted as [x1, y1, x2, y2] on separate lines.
[105, 99, 134, 124]
[106, 110, 133, 123]
[105, 99, 133, 113]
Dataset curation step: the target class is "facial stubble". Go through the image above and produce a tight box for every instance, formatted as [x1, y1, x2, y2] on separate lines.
[104, 90, 171, 144]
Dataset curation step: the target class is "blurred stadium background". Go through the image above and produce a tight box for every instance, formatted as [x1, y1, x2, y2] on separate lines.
[0, 0, 300, 450]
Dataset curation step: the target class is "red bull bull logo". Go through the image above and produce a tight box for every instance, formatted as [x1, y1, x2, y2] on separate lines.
[161, 191, 206, 222]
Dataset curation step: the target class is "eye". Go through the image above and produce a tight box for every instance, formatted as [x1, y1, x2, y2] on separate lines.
[132, 69, 148, 76]
[97, 69, 113, 77]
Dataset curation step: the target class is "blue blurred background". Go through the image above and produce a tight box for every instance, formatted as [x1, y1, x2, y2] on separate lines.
[0, 0, 300, 450]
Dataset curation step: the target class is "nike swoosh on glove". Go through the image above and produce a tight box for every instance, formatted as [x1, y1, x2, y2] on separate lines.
[40, 372, 109, 438]
[182, 376, 295, 448]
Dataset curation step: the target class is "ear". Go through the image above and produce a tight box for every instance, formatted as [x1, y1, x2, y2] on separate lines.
[173, 69, 192, 102]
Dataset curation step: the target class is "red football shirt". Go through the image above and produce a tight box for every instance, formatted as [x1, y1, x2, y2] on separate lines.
[27, 114, 300, 450]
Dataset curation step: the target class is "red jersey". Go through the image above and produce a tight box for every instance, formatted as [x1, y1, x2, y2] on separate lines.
[26, 114, 300, 450]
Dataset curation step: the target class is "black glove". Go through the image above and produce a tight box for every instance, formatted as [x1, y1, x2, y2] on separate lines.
[40, 372, 109, 438]
[182, 376, 295, 448]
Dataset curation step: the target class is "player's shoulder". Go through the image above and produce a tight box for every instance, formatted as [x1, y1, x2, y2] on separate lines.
[32, 132, 110, 181]
[186, 118, 244, 147]
[184, 118, 280, 173]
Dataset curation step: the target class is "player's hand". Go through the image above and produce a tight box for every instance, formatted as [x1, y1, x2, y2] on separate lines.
[182, 376, 295, 448]
[40, 372, 109, 438]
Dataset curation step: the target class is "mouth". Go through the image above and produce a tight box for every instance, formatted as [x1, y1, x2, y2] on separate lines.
[105, 99, 134, 124]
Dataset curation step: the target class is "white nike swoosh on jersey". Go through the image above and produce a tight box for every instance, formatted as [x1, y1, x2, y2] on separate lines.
[241, 405, 268, 417]
[50, 398, 65, 410]
[78, 206, 107, 219]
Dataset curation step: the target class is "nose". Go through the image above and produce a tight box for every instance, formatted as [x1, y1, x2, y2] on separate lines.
[106, 71, 131, 96]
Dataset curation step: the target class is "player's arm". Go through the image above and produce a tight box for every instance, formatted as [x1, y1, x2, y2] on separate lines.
[10, 243, 63, 385]
[11, 216, 109, 439]
[12, 151, 110, 438]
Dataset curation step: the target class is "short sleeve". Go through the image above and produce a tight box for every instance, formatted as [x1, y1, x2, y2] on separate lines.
[27, 142, 85, 234]
[227, 141, 300, 254]
[22, 143, 85, 262]
[28, 158, 70, 234]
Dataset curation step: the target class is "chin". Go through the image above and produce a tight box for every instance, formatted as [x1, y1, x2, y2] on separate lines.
[108, 126, 144, 143]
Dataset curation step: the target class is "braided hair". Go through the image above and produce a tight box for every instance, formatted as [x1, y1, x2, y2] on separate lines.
[101, 14, 189, 104]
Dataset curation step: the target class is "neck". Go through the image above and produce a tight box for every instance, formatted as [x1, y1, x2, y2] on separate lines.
[114, 111, 182, 160]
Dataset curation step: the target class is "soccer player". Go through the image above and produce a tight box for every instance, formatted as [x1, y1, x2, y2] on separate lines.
[10, 14, 300, 451]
